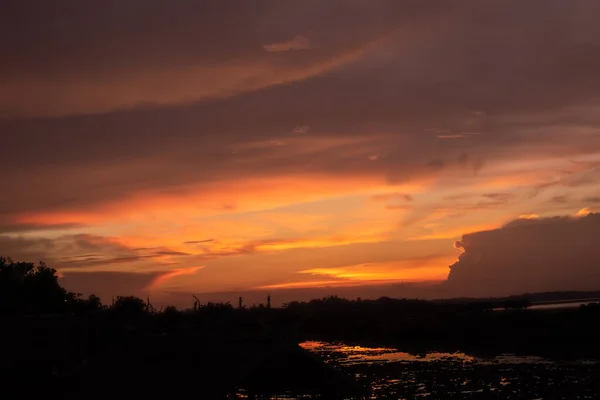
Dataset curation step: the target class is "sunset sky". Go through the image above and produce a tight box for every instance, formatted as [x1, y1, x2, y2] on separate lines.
[2, 1, 600, 307]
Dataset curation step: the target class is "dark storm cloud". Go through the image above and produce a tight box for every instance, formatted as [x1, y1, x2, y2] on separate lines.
[445, 213, 600, 297]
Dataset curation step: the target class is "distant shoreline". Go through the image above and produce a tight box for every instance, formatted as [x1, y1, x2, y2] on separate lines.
[530, 297, 600, 306]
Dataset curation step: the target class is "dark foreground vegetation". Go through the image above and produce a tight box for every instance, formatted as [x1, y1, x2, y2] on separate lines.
[2, 257, 600, 399]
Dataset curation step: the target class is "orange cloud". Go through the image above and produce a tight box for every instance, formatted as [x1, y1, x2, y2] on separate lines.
[298, 256, 454, 283]
[576, 207, 593, 216]
[181, 232, 391, 259]
[407, 221, 507, 241]
[256, 258, 452, 291]
[253, 234, 389, 252]
[146, 266, 204, 290]
[13, 175, 391, 226]
[256, 280, 362, 290]
[518, 213, 540, 220]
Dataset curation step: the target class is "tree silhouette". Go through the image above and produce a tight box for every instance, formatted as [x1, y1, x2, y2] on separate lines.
[0, 257, 70, 315]
[86, 294, 103, 311]
[112, 296, 147, 319]
[69, 293, 104, 314]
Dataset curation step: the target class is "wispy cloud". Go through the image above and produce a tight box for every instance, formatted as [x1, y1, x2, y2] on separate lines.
[0, 222, 86, 235]
[255, 280, 355, 290]
[263, 35, 311, 52]
[298, 256, 454, 283]
[183, 239, 214, 244]
[437, 134, 467, 139]
[371, 193, 413, 202]
[146, 266, 205, 290]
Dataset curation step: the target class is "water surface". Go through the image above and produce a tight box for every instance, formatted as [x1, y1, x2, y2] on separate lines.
[528, 299, 600, 310]
[299, 341, 600, 399]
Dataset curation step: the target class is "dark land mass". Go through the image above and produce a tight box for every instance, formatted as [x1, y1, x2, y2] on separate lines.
[432, 290, 600, 306]
[2, 257, 600, 398]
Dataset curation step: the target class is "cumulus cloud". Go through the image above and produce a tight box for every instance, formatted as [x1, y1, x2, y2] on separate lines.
[445, 213, 600, 297]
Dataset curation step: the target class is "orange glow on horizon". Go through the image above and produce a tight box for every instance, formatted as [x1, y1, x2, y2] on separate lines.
[576, 207, 593, 216]
[297, 256, 455, 283]
[256, 278, 446, 290]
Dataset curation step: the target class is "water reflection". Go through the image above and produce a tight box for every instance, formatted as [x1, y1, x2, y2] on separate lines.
[300, 341, 600, 366]
[299, 341, 600, 399]
[300, 341, 475, 364]
[235, 342, 600, 399]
